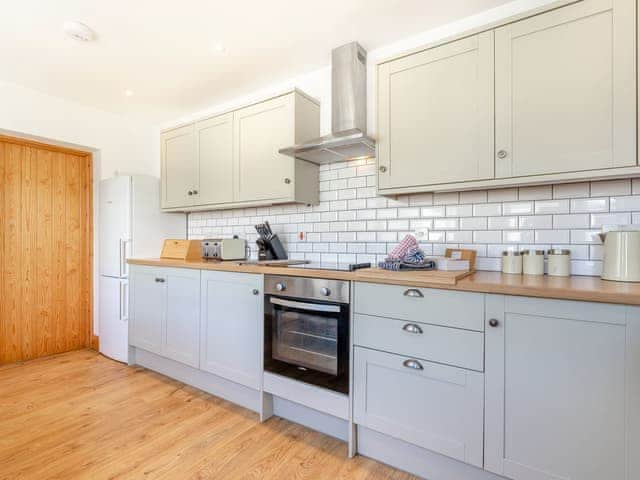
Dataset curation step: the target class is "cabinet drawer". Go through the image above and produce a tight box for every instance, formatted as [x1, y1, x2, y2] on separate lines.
[353, 346, 484, 467]
[354, 282, 484, 331]
[354, 314, 483, 371]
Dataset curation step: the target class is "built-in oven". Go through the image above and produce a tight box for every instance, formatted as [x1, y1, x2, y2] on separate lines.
[264, 275, 350, 394]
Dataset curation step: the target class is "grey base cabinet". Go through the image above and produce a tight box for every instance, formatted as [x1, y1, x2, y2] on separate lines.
[199, 271, 262, 389]
[353, 346, 484, 468]
[129, 266, 200, 368]
[485, 295, 640, 480]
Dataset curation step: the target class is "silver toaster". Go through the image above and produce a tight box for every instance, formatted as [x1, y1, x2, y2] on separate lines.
[202, 238, 247, 261]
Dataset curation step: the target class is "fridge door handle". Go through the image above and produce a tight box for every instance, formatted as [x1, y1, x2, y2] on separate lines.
[119, 238, 131, 277]
[120, 280, 129, 321]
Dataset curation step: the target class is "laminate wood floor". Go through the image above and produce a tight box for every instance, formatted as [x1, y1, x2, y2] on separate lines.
[0, 350, 418, 480]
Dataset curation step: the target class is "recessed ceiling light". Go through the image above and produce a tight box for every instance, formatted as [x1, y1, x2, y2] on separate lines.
[124, 89, 134, 97]
[63, 21, 95, 42]
[212, 42, 227, 54]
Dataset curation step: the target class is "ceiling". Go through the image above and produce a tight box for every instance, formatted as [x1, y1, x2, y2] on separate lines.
[0, 0, 512, 122]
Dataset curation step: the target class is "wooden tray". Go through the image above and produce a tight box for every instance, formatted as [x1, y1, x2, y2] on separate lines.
[355, 268, 472, 286]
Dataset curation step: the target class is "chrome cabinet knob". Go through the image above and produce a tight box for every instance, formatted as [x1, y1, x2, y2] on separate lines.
[275, 282, 286, 291]
[284, 178, 291, 184]
[402, 323, 423, 334]
[320, 287, 331, 297]
[489, 318, 499, 327]
[193, 189, 198, 195]
[155, 277, 165, 283]
[187, 190, 193, 195]
[379, 165, 387, 173]
[403, 288, 423, 298]
[252, 289, 259, 295]
[402, 359, 424, 370]
[497, 150, 508, 159]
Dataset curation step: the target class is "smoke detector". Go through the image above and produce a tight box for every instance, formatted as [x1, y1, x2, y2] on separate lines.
[63, 21, 95, 42]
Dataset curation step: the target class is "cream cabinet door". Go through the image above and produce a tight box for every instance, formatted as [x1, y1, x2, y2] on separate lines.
[495, 0, 636, 178]
[161, 125, 196, 208]
[485, 295, 640, 480]
[377, 32, 494, 190]
[194, 113, 234, 206]
[234, 94, 295, 202]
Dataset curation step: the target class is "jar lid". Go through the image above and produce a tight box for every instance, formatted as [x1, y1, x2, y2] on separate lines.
[547, 249, 571, 255]
[502, 250, 521, 256]
[521, 249, 545, 255]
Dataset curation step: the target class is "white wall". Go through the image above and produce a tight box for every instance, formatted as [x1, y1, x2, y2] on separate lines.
[0, 80, 158, 180]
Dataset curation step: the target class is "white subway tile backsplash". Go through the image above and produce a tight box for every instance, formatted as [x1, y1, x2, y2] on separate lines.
[553, 182, 589, 199]
[610, 195, 640, 212]
[571, 197, 609, 213]
[421, 206, 446, 217]
[488, 188, 518, 202]
[518, 185, 552, 200]
[590, 179, 631, 197]
[473, 203, 502, 217]
[534, 229, 569, 244]
[535, 199, 570, 215]
[434, 218, 459, 230]
[190, 169, 640, 276]
[519, 215, 552, 229]
[459, 190, 488, 204]
[570, 230, 602, 244]
[408, 192, 434, 206]
[590, 212, 631, 228]
[503, 230, 534, 244]
[460, 217, 487, 230]
[474, 231, 502, 244]
[434, 192, 459, 205]
[503, 201, 534, 215]
[488, 216, 517, 229]
[446, 204, 473, 217]
[552, 214, 589, 229]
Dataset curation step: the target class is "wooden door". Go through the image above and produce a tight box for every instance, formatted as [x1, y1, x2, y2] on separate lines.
[484, 295, 637, 480]
[377, 32, 494, 190]
[495, 0, 636, 178]
[200, 271, 262, 389]
[161, 125, 195, 209]
[194, 113, 234, 206]
[0, 136, 92, 364]
[234, 94, 295, 203]
[162, 268, 200, 367]
[129, 266, 165, 355]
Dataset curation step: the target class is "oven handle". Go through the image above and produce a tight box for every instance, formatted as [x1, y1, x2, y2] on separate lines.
[269, 296, 341, 313]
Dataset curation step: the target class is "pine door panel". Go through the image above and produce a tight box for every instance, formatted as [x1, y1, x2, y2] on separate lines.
[0, 137, 92, 363]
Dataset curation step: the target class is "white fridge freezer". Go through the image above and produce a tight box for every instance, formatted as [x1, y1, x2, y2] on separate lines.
[98, 175, 185, 362]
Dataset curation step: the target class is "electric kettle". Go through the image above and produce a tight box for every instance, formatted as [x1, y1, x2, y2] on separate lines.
[598, 228, 640, 282]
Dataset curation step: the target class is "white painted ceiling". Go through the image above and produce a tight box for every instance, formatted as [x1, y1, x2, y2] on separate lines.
[0, 0, 512, 121]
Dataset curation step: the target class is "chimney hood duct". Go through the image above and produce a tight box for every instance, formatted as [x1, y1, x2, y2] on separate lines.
[279, 42, 375, 164]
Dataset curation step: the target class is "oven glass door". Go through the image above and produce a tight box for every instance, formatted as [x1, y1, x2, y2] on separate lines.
[265, 295, 349, 393]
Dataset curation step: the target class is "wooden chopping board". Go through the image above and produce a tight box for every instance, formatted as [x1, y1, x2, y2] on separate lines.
[354, 268, 473, 286]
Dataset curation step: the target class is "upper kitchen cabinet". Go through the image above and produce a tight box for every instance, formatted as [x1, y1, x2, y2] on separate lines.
[495, 0, 636, 178]
[234, 91, 320, 204]
[161, 90, 320, 211]
[161, 124, 195, 209]
[194, 113, 234, 206]
[376, 0, 639, 195]
[377, 32, 495, 190]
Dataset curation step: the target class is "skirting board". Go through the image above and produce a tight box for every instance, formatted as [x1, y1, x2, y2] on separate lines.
[131, 347, 261, 413]
[357, 426, 507, 480]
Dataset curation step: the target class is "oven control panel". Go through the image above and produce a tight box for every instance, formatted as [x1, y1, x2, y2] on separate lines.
[264, 275, 350, 304]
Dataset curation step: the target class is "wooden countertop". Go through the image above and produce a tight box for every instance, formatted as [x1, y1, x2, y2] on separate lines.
[127, 258, 640, 306]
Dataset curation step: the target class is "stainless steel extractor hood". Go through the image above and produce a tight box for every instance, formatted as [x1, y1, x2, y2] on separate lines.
[279, 42, 375, 164]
